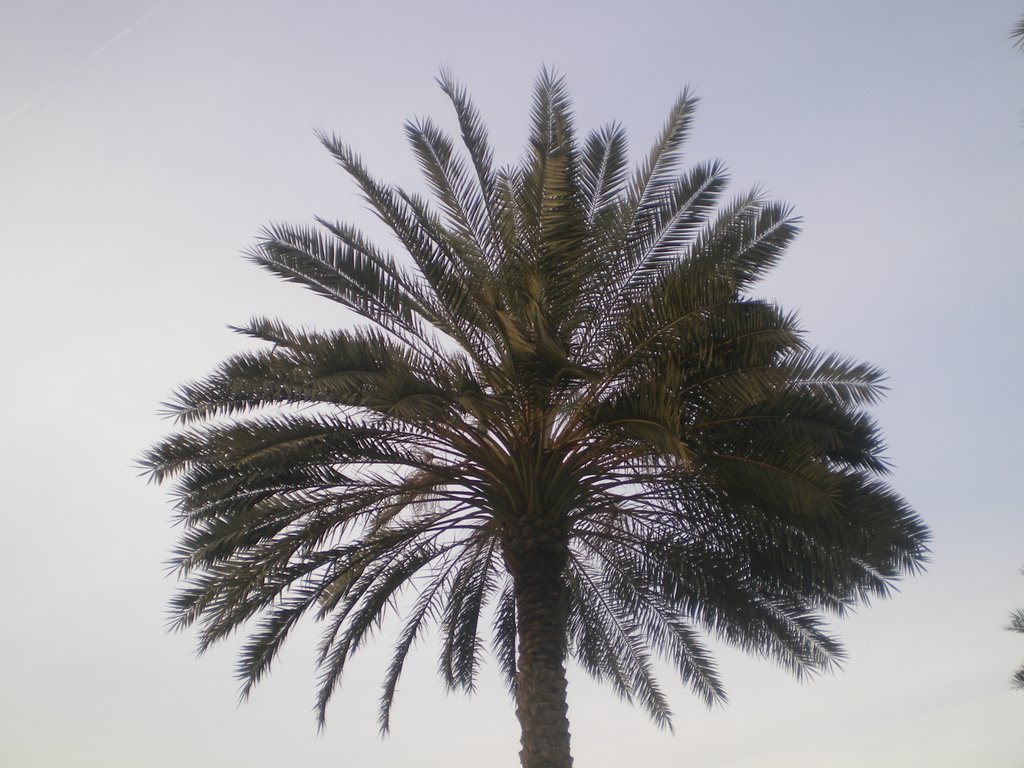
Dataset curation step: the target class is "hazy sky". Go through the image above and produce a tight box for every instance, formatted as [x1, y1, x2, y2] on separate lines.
[2, 1, 1022, 766]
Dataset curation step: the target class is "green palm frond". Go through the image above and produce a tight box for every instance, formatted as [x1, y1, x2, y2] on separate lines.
[580, 122, 629, 226]
[436, 72, 499, 238]
[165, 319, 466, 427]
[626, 89, 700, 222]
[404, 116, 492, 267]
[620, 160, 732, 295]
[250, 223, 427, 343]
[317, 135, 499, 365]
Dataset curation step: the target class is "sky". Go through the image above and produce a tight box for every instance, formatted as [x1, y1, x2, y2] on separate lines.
[1, 0, 1022, 766]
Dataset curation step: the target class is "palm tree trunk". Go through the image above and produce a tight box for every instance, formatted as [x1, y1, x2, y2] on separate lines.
[510, 539, 573, 768]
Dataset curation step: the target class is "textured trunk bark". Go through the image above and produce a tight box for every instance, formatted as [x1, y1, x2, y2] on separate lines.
[509, 539, 573, 768]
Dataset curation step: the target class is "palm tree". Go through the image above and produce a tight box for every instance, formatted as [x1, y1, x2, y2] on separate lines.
[1010, 568, 1024, 690]
[1010, 17, 1024, 693]
[1011, 609, 1024, 690]
[143, 71, 929, 768]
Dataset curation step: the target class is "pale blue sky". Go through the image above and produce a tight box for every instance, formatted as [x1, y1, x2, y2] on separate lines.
[2, 1, 1022, 766]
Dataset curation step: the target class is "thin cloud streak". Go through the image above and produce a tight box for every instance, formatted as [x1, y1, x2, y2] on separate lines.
[0, 0, 170, 130]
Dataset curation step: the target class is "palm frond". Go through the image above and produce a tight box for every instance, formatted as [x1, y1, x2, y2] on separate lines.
[437, 70, 503, 263]
[580, 123, 629, 226]
[317, 135, 500, 366]
[625, 90, 700, 224]
[404, 116, 492, 269]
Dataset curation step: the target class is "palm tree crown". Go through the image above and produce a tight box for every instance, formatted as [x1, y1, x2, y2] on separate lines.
[143, 71, 929, 768]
